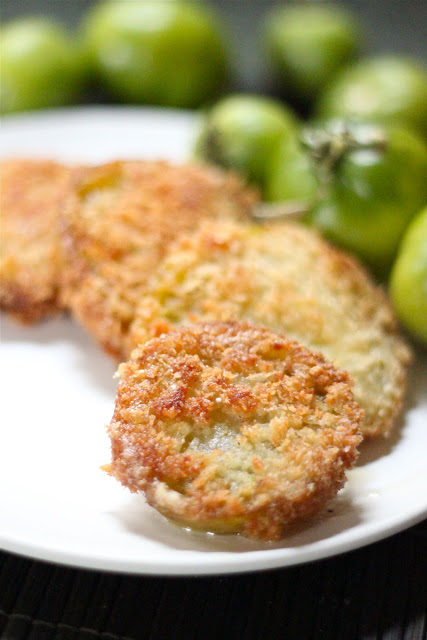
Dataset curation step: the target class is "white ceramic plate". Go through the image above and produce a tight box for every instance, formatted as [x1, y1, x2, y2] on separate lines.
[1, 107, 426, 576]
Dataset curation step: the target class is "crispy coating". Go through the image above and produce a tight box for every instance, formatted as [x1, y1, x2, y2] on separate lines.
[107, 322, 363, 541]
[60, 161, 257, 358]
[129, 221, 411, 437]
[0, 159, 73, 322]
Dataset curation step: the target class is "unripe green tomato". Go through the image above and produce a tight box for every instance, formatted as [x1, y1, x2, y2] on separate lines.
[194, 94, 298, 191]
[82, 0, 229, 108]
[317, 56, 427, 139]
[264, 132, 318, 204]
[308, 124, 427, 277]
[263, 2, 362, 106]
[390, 207, 427, 345]
[1, 18, 85, 114]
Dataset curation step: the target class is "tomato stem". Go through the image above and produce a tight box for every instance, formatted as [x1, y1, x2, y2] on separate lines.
[301, 122, 388, 185]
[251, 122, 389, 224]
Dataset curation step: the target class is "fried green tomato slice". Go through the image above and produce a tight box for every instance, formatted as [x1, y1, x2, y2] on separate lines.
[129, 221, 411, 437]
[0, 158, 73, 323]
[107, 322, 363, 541]
[60, 160, 257, 358]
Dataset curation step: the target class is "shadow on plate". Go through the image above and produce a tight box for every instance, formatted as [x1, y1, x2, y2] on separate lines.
[111, 489, 364, 553]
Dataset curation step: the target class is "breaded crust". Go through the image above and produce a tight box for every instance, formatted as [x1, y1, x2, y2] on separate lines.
[60, 161, 257, 358]
[129, 221, 412, 437]
[0, 159, 73, 323]
[107, 322, 363, 541]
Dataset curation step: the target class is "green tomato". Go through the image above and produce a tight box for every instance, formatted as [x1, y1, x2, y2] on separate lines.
[317, 56, 427, 139]
[308, 123, 427, 277]
[194, 94, 298, 191]
[390, 207, 427, 345]
[0, 17, 85, 114]
[82, 0, 228, 108]
[262, 3, 362, 106]
[264, 131, 318, 203]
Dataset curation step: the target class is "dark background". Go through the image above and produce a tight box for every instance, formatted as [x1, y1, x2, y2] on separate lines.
[2, 0, 427, 96]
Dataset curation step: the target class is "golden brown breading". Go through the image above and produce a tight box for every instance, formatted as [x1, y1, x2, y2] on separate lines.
[0, 159, 73, 323]
[129, 221, 411, 437]
[60, 161, 257, 358]
[107, 322, 363, 541]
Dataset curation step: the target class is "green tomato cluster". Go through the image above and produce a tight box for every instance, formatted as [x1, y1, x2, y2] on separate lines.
[1, 1, 229, 113]
[260, 2, 427, 345]
[2, 2, 426, 344]
[194, 103, 427, 343]
[2, 1, 427, 126]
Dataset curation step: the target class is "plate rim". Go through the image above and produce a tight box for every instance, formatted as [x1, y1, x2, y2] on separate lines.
[1, 506, 426, 576]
